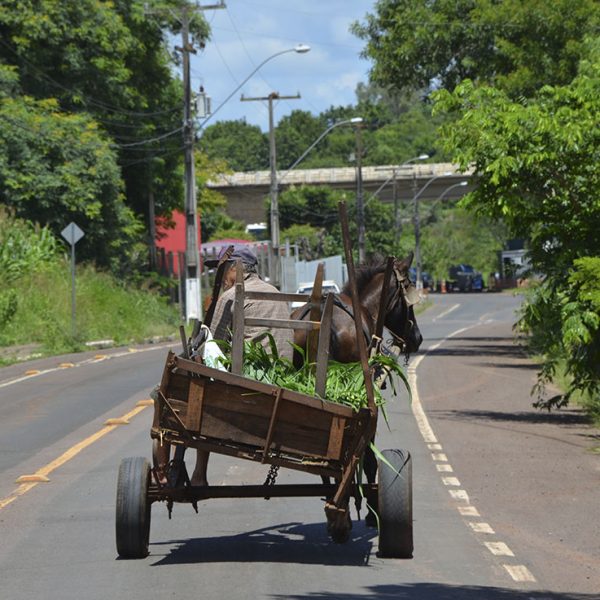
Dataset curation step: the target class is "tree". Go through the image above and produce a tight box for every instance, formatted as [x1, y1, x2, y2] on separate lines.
[352, 0, 600, 98]
[432, 43, 600, 407]
[0, 1, 211, 270]
[194, 151, 249, 242]
[276, 185, 396, 261]
[199, 119, 268, 172]
[419, 206, 507, 280]
[0, 67, 143, 273]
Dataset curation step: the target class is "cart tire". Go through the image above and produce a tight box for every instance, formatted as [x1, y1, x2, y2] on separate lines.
[378, 449, 413, 558]
[116, 457, 151, 559]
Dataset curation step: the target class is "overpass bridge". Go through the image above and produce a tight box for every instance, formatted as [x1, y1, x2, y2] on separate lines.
[207, 162, 474, 225]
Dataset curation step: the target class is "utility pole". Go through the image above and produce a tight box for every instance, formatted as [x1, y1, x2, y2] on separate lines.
[241, 91, 301, 287]
[354, 123, 366, 264]
[412, 172, 422, 290]
[173, 2, 225, 322]
[392, 170, 400, 247]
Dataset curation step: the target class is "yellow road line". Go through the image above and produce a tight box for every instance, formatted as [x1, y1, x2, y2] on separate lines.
[0, 404, 149, 511]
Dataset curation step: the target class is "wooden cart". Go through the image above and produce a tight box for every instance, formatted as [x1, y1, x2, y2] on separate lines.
[115, 204, 413, 560]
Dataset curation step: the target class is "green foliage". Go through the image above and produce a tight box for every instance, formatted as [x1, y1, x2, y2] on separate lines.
[0, 209, 59, 282]
[0, 88, 145, 273]
[0, 1, 212, 272]
[0, 259, 179, 353]
[0, 289, 18, 327]
[280, 224, 323, 261]
[352, 0, 600, 98]
[433, 45, 600, 411]
[519, 258, 600, 413]
[420, 205, 507, 279]
[433, 66, 600, 280]
[200, 120, 268, 171]
[276, 185, 397, 261]
[221, 337, 410, 412]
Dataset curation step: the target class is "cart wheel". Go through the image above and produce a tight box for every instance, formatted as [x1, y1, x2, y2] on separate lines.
[377, 449, 413, 559]
[116, 457, 151, 559]
[152, 438, 160, 470]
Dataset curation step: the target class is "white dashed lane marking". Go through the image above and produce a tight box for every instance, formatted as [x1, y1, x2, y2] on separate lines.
[504, 565, 536, 582]
[408, 322, 537, 583]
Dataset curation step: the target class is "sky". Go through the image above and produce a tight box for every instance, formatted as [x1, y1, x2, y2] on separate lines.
[189, 1, 376, 133]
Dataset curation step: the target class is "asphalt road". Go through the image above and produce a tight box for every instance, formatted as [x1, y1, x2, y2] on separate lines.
[0, 294, 598, 600]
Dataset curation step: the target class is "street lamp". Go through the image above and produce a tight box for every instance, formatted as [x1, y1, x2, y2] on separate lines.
[272, 117, 362, 286]
[436, 180, 468, 203]
[184, 44, 309, 313]
[368, 154, 430, 205]
[368, 154, 430, 247]
[413, 171, 454, 290]
[278, 117, 363, 183]
[197, 44, 311, 131]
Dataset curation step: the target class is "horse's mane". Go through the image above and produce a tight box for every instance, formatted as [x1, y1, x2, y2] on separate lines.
[341, 262, 387, 296]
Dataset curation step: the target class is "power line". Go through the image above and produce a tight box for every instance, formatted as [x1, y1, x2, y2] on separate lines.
[112, 126, 184, 148]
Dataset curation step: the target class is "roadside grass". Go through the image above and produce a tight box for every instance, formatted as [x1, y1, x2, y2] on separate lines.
[0, 260, 180, 363]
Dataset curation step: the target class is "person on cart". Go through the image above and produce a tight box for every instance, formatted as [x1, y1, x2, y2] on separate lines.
[192, 245, 292, 485]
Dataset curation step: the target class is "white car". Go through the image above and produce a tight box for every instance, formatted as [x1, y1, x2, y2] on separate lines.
[291, 280, 341, 309]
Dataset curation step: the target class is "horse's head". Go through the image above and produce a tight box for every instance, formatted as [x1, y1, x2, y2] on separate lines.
[384, 252, 423, 356]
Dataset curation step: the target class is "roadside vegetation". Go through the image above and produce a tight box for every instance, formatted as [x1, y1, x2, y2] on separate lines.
[352, 0, 600, 419]
[0, 212, 178, 363]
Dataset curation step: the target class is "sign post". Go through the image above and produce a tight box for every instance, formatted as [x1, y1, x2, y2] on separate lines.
[60, 222, 84, 338]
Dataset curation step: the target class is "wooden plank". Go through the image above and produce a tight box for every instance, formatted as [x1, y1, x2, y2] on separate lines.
[307, 263, 324, 363]
[326, 416, 346, 460]
[245, 317, 320, 330]
[231, 260, 245, 375]
[245, 292, 310, 303]
[204, 244, 234, 329]
[179, 325, 189, 358]
[262, 387, 284, 461]
[154, 351, 176, 429]
[185, 378, 205, 432]
[158, 391, 188, 432]
[315, 293, 334, 398]
[338, 202, 377, 415]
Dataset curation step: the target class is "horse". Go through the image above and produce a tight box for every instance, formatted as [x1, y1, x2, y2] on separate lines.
[290, 252, 423, 524]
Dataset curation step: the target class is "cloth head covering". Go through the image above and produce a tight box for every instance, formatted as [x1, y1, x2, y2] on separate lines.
[204, 245, 258, 268]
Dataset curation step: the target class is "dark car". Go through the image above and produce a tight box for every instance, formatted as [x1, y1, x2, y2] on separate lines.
[448, 264, 484, 292]
[409, 267, 432, 289]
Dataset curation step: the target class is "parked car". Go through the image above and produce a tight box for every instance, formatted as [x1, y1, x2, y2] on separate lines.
[291, 280, 341, 309]
[408, 267, 432, 289]
[447, 264, 484, 292]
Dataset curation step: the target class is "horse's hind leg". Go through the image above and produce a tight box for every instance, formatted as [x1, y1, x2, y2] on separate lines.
[364, 441, 378, 527]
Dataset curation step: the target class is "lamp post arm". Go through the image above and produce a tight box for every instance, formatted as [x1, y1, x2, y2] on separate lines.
[414, 172, 453, 202]
[364, 154, 429, 206]
[278, 120, 351, 185]
[437, 181, 467, 203]
[198, 48, 296, 131]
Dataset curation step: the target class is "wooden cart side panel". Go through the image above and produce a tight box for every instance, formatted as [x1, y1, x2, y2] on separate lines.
[198, 380, 338, 458]
[158, 374, 352, 460]
[172, 356, 354, 418]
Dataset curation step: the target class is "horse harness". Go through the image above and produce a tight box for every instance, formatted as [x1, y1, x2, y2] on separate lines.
[295, 267, 419, 355]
